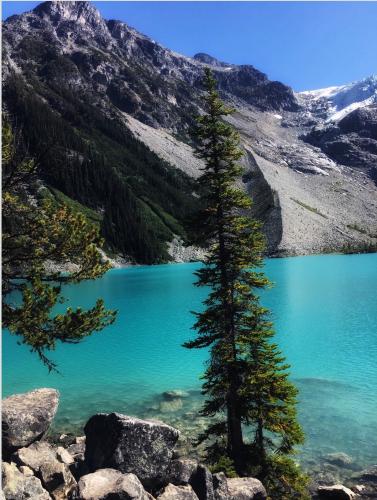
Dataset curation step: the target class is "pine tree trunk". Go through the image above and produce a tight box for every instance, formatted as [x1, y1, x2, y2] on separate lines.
[227, 386, 244, 463]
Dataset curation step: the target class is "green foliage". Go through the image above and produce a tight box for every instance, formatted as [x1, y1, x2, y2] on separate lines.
[261, 455, 310, 500]
[346, 223, 368, 235]
[184, 69, 306, 496]
[2, 122, 116, 371]
[209, 455, 238, 478]
[290, 198, 328, 218]
[3, 72, 196, 263]
[46, 187, 103, 227]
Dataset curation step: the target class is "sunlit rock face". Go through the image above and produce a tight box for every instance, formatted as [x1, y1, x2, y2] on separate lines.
[3, 1, 377, 257]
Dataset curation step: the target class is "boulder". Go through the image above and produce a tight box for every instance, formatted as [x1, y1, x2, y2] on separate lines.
[12, 441, 76, 499]
[84, 413, 180, 489]
[189, 465, 215, 500]
[1, 461, 51, 500]
[19, 465, 34, 477]
[56, 447, 74, 465]
[352, 465, 377, 483]
[2, 389, 59, 456]
[168, 459, 198, 485]
[162, 391, 190, 400]
[212, 473, 230, 500]
[157, 483, 199, 499]
[159, 399, 183, 413]
[324, 453, 354, 468]
[72, 469, 153, 500]
[317, 484, 356, 499]
[226, 477, 267, 500]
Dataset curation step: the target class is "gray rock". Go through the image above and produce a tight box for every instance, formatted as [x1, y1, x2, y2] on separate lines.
[72, 469, 153, 500]
[212, 473, 230, 500]
[2, 389, 59, 456]
[67, 442, 86, 459]
[324, 453, 354, 468]
[162, 391, 190, 400]
[19, 465, 34, 477]
[1, 461, 51, 500]
[317, 484, 356, 499]
[159, 399, 183, 413]
[226, 477, 267, 500]
[352, 465, 377, 483]
[157, 483, 199, 500]
[189, 465, 215, 500]
[84, 413, 180, 489]
[168, 459, 198, 485]
[12, 441, 76, 499]
[56, 447, 75, 465]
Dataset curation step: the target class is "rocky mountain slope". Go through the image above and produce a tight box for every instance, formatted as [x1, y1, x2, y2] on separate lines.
[3, 1, 377, 261]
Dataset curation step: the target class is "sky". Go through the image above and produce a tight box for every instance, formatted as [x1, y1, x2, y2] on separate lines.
[2, 1, 377, 91]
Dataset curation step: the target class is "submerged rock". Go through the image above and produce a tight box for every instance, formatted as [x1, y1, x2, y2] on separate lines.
[162, 390, 190, 400]
[352, 465, 377, 483]
[84, 413, 180, 489]
[226, 477, 267, 500]
[323, 453, 354, 468]
[157, 483, 199, 499]
[159, 398, 183, 413]
[1, 461, 50, 500]
[317, 484, 356, 499]
[72, 468, 153, 500]
[2, 389, 59, 456]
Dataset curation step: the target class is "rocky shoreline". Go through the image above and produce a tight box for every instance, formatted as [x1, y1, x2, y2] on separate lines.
[2, 389, 377, 499]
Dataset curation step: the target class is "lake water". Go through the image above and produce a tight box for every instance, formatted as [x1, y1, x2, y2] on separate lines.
[3, 253, 377, 476]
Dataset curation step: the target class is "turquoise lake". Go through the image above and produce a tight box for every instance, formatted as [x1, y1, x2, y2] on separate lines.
[3, 253, 377, 473]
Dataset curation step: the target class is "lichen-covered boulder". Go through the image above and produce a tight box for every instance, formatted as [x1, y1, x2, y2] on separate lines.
[226, 477, 267, 500]
[189, 465, 215, 500]
[1, 462, 50, 500]
[157, 483, 199, 500]
[84, 413, 180, 489]
[212, 473, 230, 500]
[167, 459, 198, 485]
[12, 441, 76, 499]
[2, 389, 59, 456]
[72, 469, 153, 500]
[317, 484, 356, 499]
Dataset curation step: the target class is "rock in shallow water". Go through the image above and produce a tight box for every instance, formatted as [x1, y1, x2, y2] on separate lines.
[84, 413, 180, 489]
[2, 388, 59, 456]
[317, 484, 356, 499]
[72, 468, 153, 500]
[1, 461, 50, 500]
[323, 452, 354, 468]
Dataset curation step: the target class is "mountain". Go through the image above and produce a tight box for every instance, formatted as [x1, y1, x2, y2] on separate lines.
[3, 1, 377, 262]
[298, 77, 377, 182]
[299, 75, 377, 123]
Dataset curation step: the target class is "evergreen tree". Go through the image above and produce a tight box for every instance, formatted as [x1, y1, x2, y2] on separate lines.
[2, 121, 116, 371]
[184, 69, 307, 498]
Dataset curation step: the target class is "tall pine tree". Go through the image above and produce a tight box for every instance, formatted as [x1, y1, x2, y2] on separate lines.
[185, 69, 307, 498]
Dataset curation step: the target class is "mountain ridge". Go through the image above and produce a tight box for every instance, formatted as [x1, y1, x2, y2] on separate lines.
[3, 0, 377, 262]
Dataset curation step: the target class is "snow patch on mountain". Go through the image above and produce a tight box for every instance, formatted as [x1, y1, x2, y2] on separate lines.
[299, 75, 377, 123]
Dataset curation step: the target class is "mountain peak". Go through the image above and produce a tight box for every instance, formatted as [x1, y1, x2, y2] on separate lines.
[193, 53, 228, 67]
[33, 1, 102, 27]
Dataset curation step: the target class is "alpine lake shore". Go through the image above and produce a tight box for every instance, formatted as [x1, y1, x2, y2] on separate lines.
[2, 387, 377, 500]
